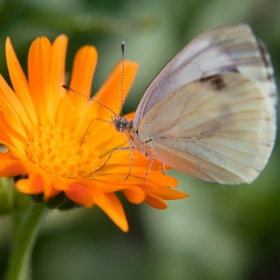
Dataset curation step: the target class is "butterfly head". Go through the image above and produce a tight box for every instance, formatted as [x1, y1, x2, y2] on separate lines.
[112, 116, 133, 133]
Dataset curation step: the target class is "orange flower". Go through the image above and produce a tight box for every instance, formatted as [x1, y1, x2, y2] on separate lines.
[0, 35, 188, 231]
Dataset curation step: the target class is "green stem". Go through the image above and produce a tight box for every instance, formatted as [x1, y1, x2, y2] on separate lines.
[5, 202, 47, 280]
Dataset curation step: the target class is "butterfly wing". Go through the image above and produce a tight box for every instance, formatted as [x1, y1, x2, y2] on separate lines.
[134, 24, 276, 129]
[136, 73, 276, 184]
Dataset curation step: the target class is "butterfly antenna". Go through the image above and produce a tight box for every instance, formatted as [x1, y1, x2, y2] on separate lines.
[61, 84, 118, 118]
[120, 41, 125, 117]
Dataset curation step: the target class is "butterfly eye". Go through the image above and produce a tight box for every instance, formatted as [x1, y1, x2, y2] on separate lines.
[112, 117, 128, 132]
[119, 118, 128, 130]
[117, 120, 124, 131]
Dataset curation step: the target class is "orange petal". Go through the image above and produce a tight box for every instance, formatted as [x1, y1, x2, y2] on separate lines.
[121, 186, 145, 204]
[55, 94, 76, 131]
[94, 192, 128, 232]
[145, 193, 168, 209]
[0, 112, 27, 155]
[49, 35, 68, 119]
[89, 122, 128, 154]
[42, 175, 59, 200]
[0, 92, 27, 140]
[16, 174, 44, 194]
[69, 45, 97, 111]
[65, 183, 93, 208]
[0, 152, 25, 176]
[94, 61, 138, 120]
[0, 75, 32, 134]
[20, 167, 56, 200]
[140, 173, 178, 187]
[123, 111, 135, 120]
[28, 37, 52, 123]
[5, 38, 38, 127]
[145, 186, 189, 200]
[85, 179, 145, 204]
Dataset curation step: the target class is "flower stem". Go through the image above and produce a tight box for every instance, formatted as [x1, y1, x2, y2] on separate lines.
[5, 202, 47, 280]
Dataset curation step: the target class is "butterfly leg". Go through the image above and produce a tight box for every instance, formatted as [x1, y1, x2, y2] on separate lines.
[144, 156, 154, 183]
[95, 146, 131, 172]
[125, 139, 135, 180]
[95, 139, 135, 180]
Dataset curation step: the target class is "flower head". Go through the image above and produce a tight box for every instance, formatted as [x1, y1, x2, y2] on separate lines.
[0, 35, 188, 231]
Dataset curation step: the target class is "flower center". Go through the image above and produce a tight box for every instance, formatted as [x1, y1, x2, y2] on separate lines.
[25, 123, 99, 179]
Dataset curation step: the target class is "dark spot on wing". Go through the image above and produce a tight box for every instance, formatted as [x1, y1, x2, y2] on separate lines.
[266, 71, 273, 80]
[199, 74, 226, 91]
[257, 41, 270, 68]
[257, 40, 273, 80]
[199, 76, 212, 83]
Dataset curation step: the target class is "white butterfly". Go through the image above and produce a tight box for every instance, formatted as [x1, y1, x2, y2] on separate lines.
[112, 23, 277, 184]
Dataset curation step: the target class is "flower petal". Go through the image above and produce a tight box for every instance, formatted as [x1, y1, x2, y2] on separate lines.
[0, 112, 27, 155]
[65, 183, 93, 208]
[0, 77, 28, 138]
[123, 111, 135, 120]
[5, 38, 38, 127]
[28, 37, 53, 123]
[94, 61, 138, 119]
[82, 178, 145, 204]
[0, 152, 25, 176]
[94, 192, 128, 232]
[69, 45, 97, 111]
[50, 35, 68, 120]
[16, 174, 44, 194]
[144, 185, 189, 200]
[145, 193, 168, 209]
[121, 186, 145, 204]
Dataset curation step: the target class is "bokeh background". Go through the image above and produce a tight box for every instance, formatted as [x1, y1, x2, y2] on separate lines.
[0, 0, 280, 279]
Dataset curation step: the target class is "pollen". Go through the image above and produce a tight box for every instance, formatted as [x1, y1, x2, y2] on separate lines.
[25, 123, 99, 179]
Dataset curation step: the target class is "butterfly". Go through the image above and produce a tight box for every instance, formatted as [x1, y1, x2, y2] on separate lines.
[110, 23, 277, 184]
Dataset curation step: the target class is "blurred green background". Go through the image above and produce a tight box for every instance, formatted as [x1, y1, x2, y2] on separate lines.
[0, 0, 280, 279]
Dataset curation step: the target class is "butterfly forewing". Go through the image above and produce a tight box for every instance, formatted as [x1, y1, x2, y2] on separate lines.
[136, 73, 275, 184]
[134, 24, 276, 129]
